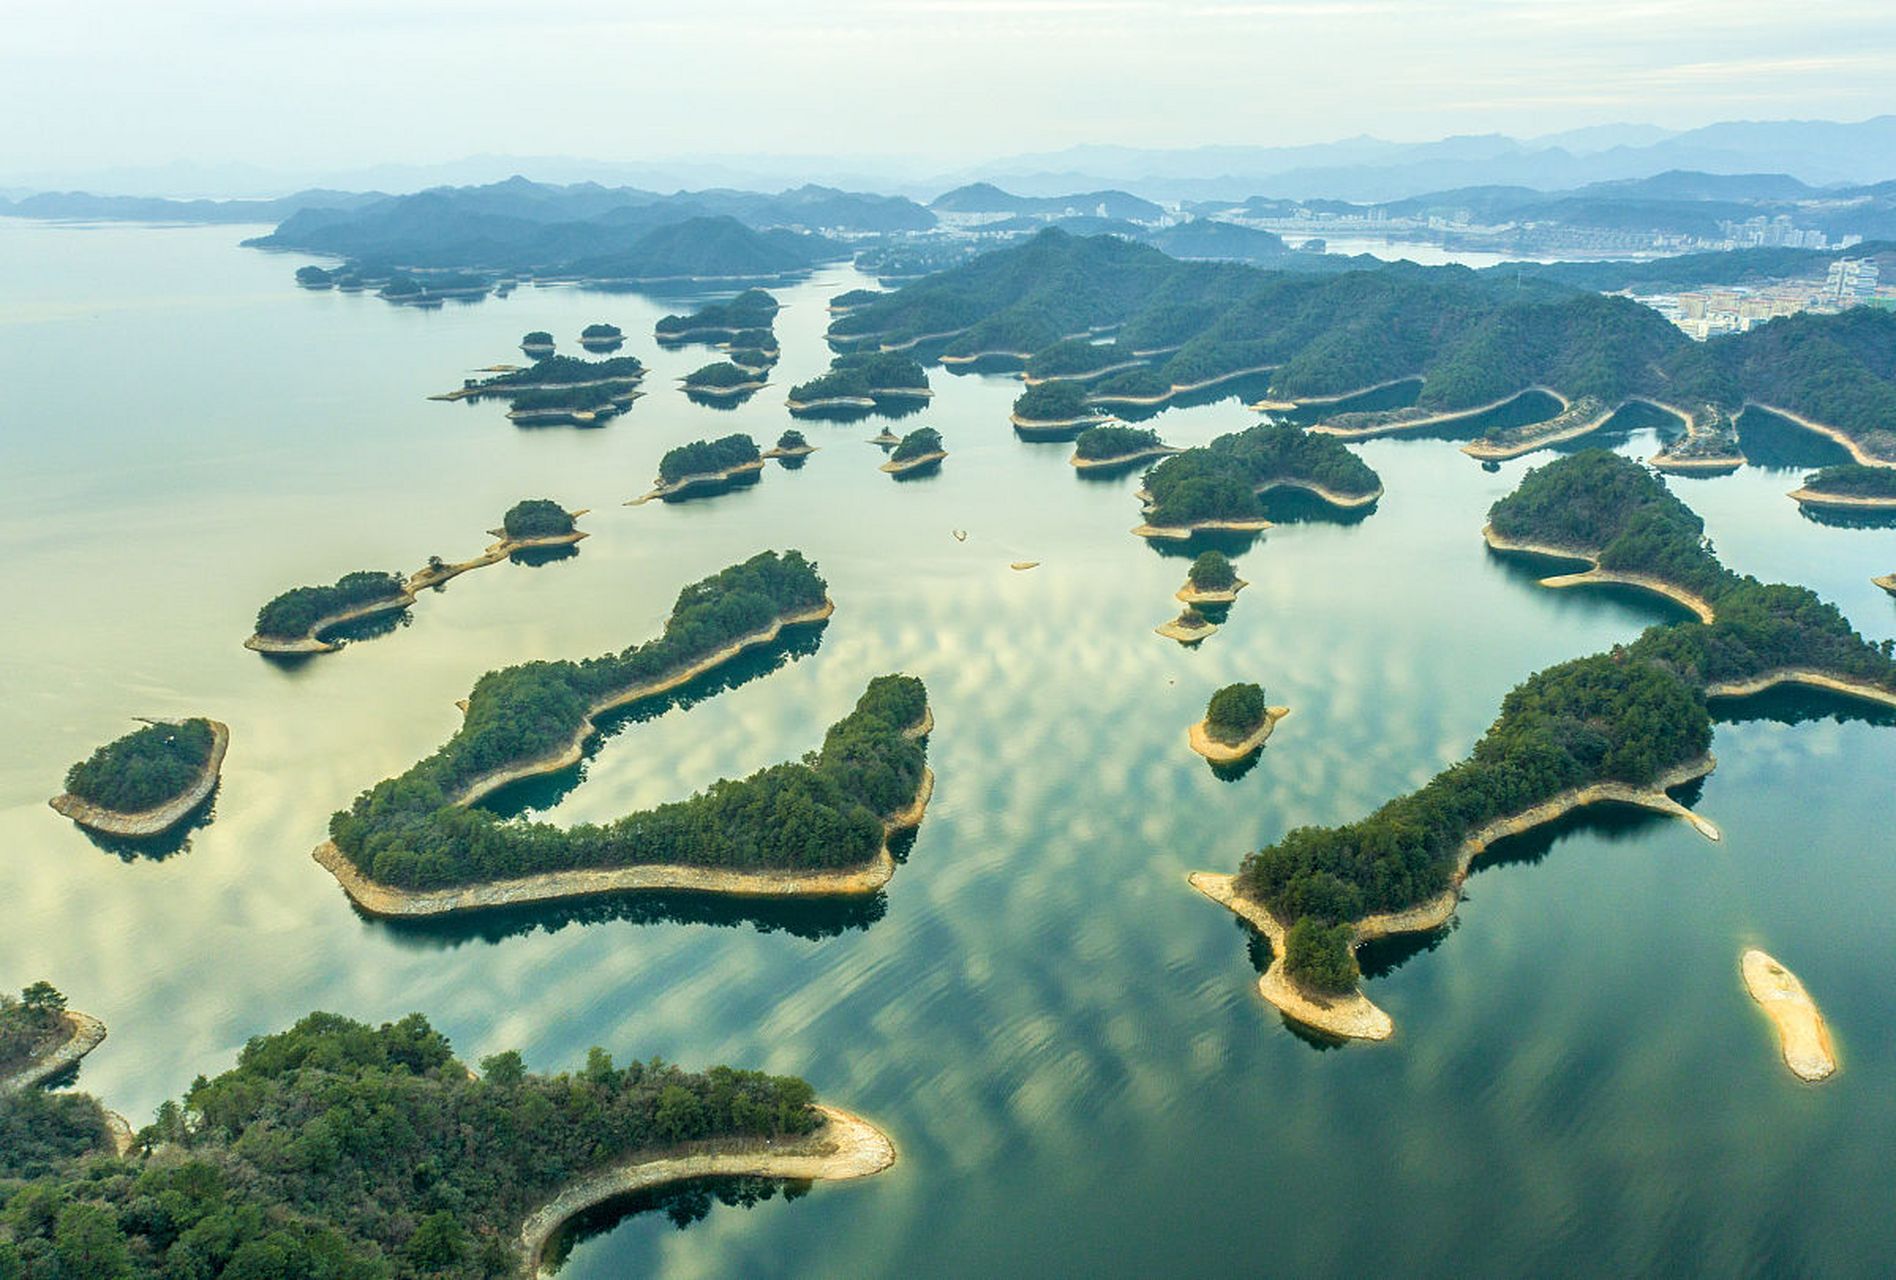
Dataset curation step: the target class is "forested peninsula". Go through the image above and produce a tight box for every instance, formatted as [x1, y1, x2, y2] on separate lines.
[1788, 464, 1896, 510]
[1133, 422, 1379, 538]
[49, 718, 228, 838]
[656, 289, 780, 343]
[1195, 450, 1896, 1040]
[314, 552, 936, 915]
[632, 434, 765, 502]
[0, 1011, 893, 1278]
[0, 983, 107, 1096]
[788, 353, 931, 413]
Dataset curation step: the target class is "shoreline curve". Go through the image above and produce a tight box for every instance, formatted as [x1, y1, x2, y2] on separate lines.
[49, 720, 229, 837]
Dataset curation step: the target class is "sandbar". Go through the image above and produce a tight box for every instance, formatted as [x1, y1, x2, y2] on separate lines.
[49, 720, 229, 837]
[1176, 577, 1249, 605]
[1310, 385, 1556, 440]
[1741, 949, 1836, 1082]
[1188, 706, 1289, 762]
[0, 1011, 108, 1094]
[1156, 616, 1218, 644]
[1785, 486, 1896, 511]
[1071, 445, 1180, 470]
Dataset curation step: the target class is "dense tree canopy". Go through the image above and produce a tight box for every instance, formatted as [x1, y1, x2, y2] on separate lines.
[658, 434, 761, 483]
[1073, 425, 1163, 461]
[472, 355, 645, 391]
[681, 362, 760, 391]
[1142, 422, 1378, 527]
[62, 720, 216, 813]
[1188, 550, 1238, 591]
[1205, 683, 1269, 744]
[890, 428, 944, 463]
[0, 1012, 824, 1278]
[1801, 463, 1896, 499]
[255, 571, 407, 641]
[579, 323, 621, 340]
[656, 289, 780, 339]
[500, 500, 574, 540]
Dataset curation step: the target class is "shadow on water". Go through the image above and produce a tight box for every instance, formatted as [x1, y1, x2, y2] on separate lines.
[315, 606, 414, 649]
[889, 458, 944, 483]
[510, 544, 582, 569]
[1207, 750, 1262, 783]
[941, 353, 1026, 376]
[1142, 528, 1268, 562]
[75, 784, 220, 862]
[1736, 405, 1855, 472]
[1795, 503, 1896, 531]
[1257, 488, 1378, 527]
[543, 1177, 811, 1275]
[371, 886, 889, 950]
[658, 469, 763, 505]
[1551, 400, 1677, 456]
[684, 388, 759, 411]
[774, 454, 809, 472]
[477, 626, 825, 819]
[871, 395, 930, 423]
[1710, 683, 1896, 729]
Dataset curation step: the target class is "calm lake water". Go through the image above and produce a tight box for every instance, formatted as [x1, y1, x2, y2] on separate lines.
[3, 220, 1894, 1277]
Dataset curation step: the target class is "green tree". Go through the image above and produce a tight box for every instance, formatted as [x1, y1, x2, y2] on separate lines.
[20, 982, 65, 1015]
[53, 1203, 133, 1279]
[1284, 918, 1359, 995]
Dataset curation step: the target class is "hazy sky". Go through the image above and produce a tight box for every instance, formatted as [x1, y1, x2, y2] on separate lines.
[7, 0, 1894, 175]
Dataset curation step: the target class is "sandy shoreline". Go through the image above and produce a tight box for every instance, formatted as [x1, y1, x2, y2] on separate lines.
[1187, 706, 1289, 762]
[1875, 573, 1896, 596]
[1482, 525, 1718, 623]
[1156, 616, 1219, 644]
[880, 450, 947, 475]
[629, 459, 767, 504]
[1251, 375, 1423, 412]
[762, 443, 819, 459]
[1745, 401, 1896, 469]
[516, 1105, 895, 1277]
[0, 1011, 109, 1094]
[787, 394, 877, 411]
[1460, 398, 1619, 461]
[1132, 516, 1273, 541]
[1022, 359, 1149, 387]
[1785, 486, 1896, 510]
[1071, 444, 1180, 470]
[1256, 476, 1383, 509]
[1703, 667, 1896, 711]
[1741, 949, 1836, 1082]
[1175, 577, 1249, 605]
[681, 379, 766, 398]
[49, 720, 229, 837]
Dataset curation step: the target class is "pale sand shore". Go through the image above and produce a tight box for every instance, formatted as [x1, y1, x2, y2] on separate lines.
[787, 395, 877, 411]
[313, 713, 930, 918]
[1188, 707, 1289, 762]
[1010, 561, 1040, 571]
[0, 1011, 108, 1094]
[681, 379, 767, 398]
[1310, 385, 1559, 440]
[1786, 486, 1896, 510]
[451, 600, 835, 807]
[1070, 445, 1180, 470]
[246, 517, 591, 654]
[1875, 573, 1896, 596]
[1704, 668, 1896, 711]
[1746, 401, 1896, 469]
[1482, 525, 1718, 624]
[944, 349, 1033, 364]
[517, 1106, 895, 1278]
[1741, 949, 1837, 1082]
[881, 450, 947, 475]
[49, 720, 229, 837]
[1189, 755, 1718, 1040]
[1021, 359, 1150, 387]
[1176, 577, 1249, 605]
[1643, 400, 1745, 473]
[1132, 517, 1273, 541]
[1250, 375, 1423, 412]
[761, 443, 819, 459]
[1460, 398, 1618, 461]
[1156, 616, 1218, 644]
[628, 459, 766, 504]
[1256, 476, 1383, 509]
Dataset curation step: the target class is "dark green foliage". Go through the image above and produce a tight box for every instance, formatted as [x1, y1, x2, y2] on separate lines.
[472, 355, 644, 390]
[294, 265, 332, 287]
[255, 571, 407, 640]
[790, 353, 929, 403]
[890, 428, 943, 463]
[506, 386, 620, 413]
[0, 1012, 823, 1278]
[1188, 550, 1238, 590]
[62, 720, 215, 813]
[728, 347, 777, 371]
[1719, 309, 1896, 459]
[1073, 425, 1162, 461]
[775, 429, 808, 451]
[1089, 366, 1172, 399]
[1205, 683, 1268, 744]
[500, 500, 573, 540]
[1143, 422, 1377, 527]
[658, 434, 760, 483]
[1011, 381, 1095, 422]
[829, 288, 882, 309]
[681, 362, 760, 390]
[521, 331, 553, 346]
[1801, 465, 1896, 498]
[0, 985, 70, 1078]
[579, 323, 621, 340]
[656, 289, 780, 338]
[1283, 919, 1359, 995]
[1025, 338, 1141, 379]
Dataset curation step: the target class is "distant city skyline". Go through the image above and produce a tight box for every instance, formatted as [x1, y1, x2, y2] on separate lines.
[7, 0, 1895, 178]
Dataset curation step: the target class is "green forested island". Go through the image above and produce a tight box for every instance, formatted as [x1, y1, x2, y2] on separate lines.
[883, 428, 946, 474]
[520, 331, 555, 355]
[789, 353, 931, 410]
[500, 499, 576, 540]
[1215, 450, 1896, 1009]
[294, 264, 333, 288]
[254, 570, 407, 643]
[57, 719, 219, 818]
[656, 289, 781, 342]
[0, 1010, 863, 1278]
[1791, 463, 1896, 507]
[657, 433, 763, 485]
[459, 354, 646, 397]
[1138, 422, 1380, 534]
[681, 362, 766, 396]
[766, 428, 815, 458]
[1073, 424, 1172, 465]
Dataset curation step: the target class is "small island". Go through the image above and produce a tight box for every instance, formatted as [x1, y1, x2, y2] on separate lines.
[1741, 949, 1836, 1083]
[1176, 550, 1248, 604]
[438, 354, 647, 404]
[1188, 683, 1289, 762]
[681, 361, 767, 399]
[763, 428, 817, 459]
[0, 983, 107, 1095]
[521, 330, 556, 357]
[1787, 464, 1896, 510]
[49, 717, 228, 838]
[1156, 606, 1217, 645]
[1646, 401, 1746, 474]
[578, 321, 624, 352]
[789, 352, 931, 413]
[505, 385, 635, 426]
[1876, 572, 1896, 596]
[880, 427, 947, 475]
[1132, 421, 1379, 539]
[655, 288, 781, 343]
[1010, 382, 1109, 437]
[293, 264, 334, 289]
[0, 1010, 893, 1277]
[631, 433, 766, 502]
[1461, 394, 1617, 461]
[247, 502, 588, 654]
[1071, 424, 1178, 470]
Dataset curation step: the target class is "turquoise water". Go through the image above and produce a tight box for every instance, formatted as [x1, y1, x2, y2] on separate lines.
[3, 220, 1895, 1276]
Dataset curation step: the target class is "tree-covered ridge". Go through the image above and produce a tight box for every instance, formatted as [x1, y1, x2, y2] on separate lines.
[1487, 450, 1739, 604]
[775, 429, 809, 452]
[1074, 424, 1163, 460]
[890, 428, 944, 463]
[0, 1011, 824, 1278]
[1712, 308, 1896, 460]
[682, 362, 762, 390]
[337, 674, 926, 891]
[656, 289, 781, 338]
[0, 983, 70, 1079]
[789, 353, 930, 403]
[500, 500, 574, 540]
[62, 720, 217, 813]
[294, 265, 332, 287]
[1205, 683, 1269, 745]
[1235, 463, 1896, 996]
[467, 354, 645, 391]
[1011, 382, 1099, 422]
[256, 571, 407, 640]
[1142, 422, 1379, 527]
[1801, 464, 1896, 498]
[1025, 338, 1143, 380]
[659, 434, 761, 483]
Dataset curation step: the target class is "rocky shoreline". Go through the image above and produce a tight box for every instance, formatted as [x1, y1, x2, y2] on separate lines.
[49, 720, 229, 837]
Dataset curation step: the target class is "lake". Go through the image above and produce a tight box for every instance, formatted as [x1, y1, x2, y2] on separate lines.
[3, 219, 1894, 1276]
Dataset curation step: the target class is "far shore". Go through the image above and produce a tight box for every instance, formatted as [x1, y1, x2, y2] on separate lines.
[1071, 444, 1180, 470]
[313, 693, 932, 919]
[1786, 485, 1896, 511]
[517, 1105, 896, 1278]
[246, 516, 590, 654]
[1741, 949, 1836, 1082]
[0, 1011, 109, 1094]
[1188, 753, 1718, 1041]
[49, 720, 229, 838]
[628, 459, 767, 504]
[1482, 525, 1718, 624]
[1188, 706, 1290, 763]
[1176, 576, 1249, 605]
[881, 450, 947, 475]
